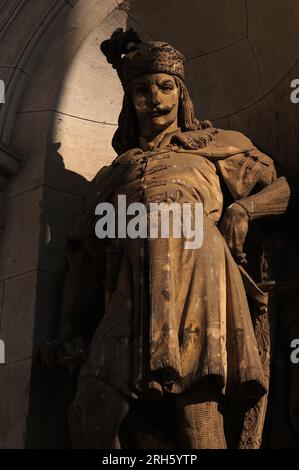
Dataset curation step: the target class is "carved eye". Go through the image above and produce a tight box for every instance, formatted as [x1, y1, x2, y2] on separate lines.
[160, 83, 174, 92]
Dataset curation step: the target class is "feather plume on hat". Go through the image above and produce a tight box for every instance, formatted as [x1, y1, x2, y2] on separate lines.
[100, 28, 185, 87]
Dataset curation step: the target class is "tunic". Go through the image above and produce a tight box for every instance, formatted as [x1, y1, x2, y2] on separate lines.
[66, 128, 276, 402]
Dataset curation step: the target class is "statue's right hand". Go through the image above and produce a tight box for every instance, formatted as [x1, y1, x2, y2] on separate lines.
[39, 334, 88, 374]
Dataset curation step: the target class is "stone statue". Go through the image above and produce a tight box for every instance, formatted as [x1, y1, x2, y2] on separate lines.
[40, 29, 293, 448]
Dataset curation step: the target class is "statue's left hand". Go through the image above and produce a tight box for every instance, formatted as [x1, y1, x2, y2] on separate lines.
[219, 202, 249, 265]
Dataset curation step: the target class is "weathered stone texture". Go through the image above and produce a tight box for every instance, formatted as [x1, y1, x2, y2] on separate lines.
[1, 272, 37, 363]
[0, 188, 42, 280]
[0, 358, 31, 449]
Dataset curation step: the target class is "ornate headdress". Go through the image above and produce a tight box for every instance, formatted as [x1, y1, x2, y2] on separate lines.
[100, 28, 185, 87]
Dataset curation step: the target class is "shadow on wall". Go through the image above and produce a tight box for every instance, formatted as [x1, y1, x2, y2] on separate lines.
[26, 143, 87, 449]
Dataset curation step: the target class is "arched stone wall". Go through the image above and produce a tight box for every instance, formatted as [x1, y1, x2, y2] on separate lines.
[0, 0, 298, 448]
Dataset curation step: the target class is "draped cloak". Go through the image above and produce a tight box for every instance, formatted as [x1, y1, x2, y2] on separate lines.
[63, 128, 276, 403]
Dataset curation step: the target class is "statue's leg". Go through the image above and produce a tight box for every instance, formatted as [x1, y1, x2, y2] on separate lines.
[69, 376, 129, 449]
[175, 379, 227, 449]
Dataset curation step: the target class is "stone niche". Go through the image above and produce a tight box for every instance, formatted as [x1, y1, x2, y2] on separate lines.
[0, 0, 298, 448]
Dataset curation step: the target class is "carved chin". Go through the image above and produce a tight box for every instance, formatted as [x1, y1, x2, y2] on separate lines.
[151, 115, 171, 127]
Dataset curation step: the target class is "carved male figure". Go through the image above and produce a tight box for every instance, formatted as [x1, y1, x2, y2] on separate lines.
[48, 29, 291, 449]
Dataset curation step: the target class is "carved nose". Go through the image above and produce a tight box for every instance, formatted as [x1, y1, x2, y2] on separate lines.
[150, 91, 161, 107]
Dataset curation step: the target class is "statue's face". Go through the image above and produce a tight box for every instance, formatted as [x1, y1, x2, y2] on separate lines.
[130, 73, 179, 137]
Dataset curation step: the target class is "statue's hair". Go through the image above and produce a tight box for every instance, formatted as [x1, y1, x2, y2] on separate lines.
[112, 76, 212, 155]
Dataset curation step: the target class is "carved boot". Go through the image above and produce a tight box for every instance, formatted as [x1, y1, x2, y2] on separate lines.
[69, 376, 129, 449]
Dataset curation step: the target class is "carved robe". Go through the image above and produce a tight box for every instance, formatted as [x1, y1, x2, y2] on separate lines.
[64, 128, 276, 406]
